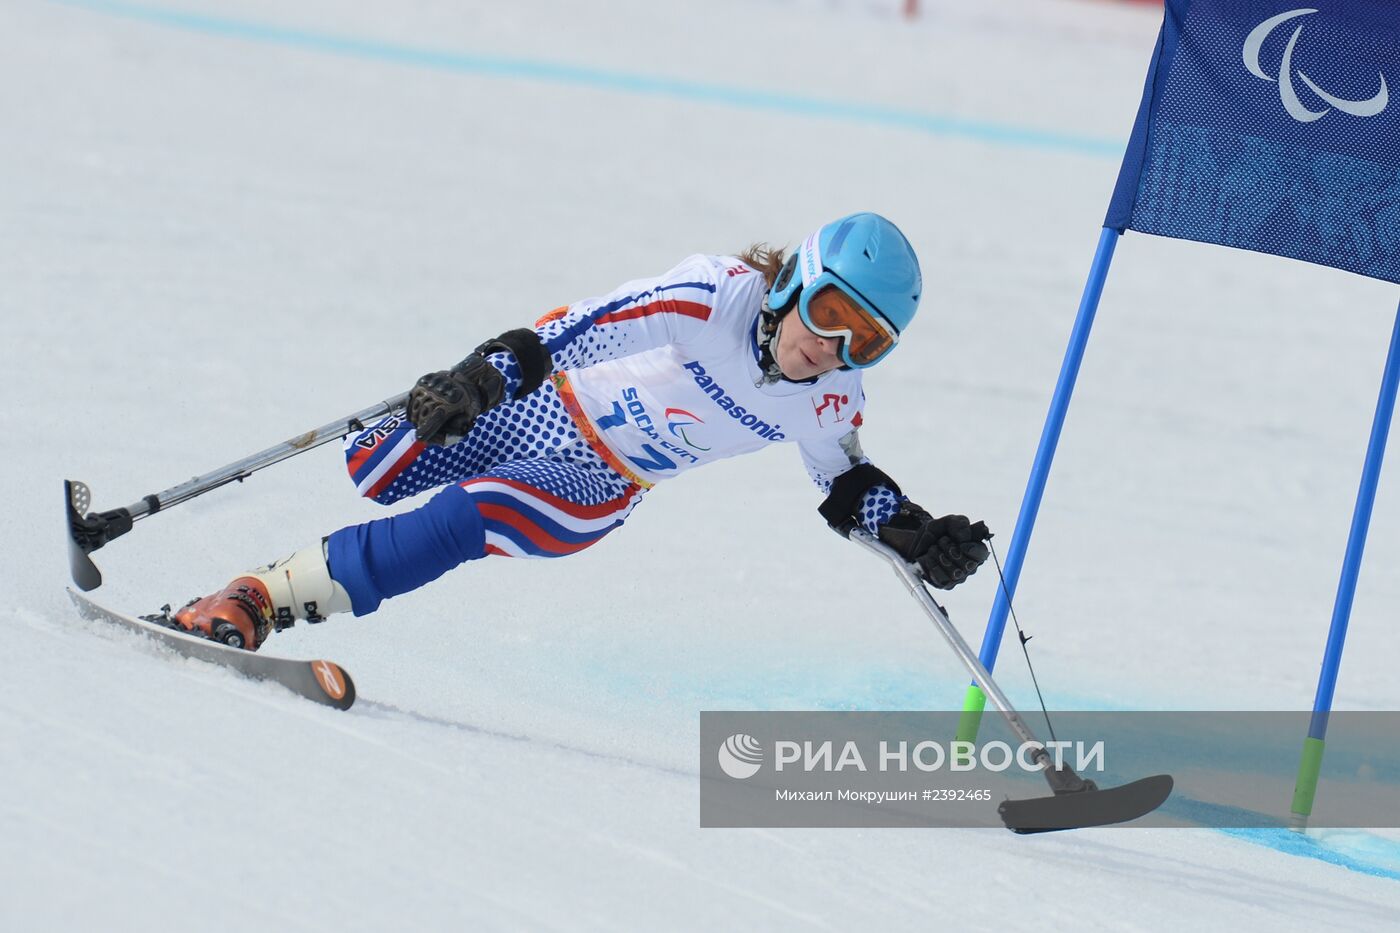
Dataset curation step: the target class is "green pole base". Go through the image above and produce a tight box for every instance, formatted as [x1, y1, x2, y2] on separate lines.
[1290, 736, 1326, 832]
[955, 684, 988, 746]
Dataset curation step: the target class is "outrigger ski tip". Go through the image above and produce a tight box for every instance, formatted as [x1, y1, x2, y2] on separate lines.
[65, 479, 120, 592]
[999, 773, 1175, 833]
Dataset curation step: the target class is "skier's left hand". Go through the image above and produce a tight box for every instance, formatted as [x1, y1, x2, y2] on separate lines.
[878, 503, 992, 590]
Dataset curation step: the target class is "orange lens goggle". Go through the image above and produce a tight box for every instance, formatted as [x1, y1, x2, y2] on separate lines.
[798, 284, 899, 368]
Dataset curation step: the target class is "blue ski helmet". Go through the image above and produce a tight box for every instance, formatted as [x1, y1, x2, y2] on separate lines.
[768, 212, 922, 368]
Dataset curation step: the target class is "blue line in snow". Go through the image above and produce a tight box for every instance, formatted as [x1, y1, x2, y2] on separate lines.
[1164, 796, 1400, 881]
[53, 0, 1124, 159]
[1222, 828, 1400, 882]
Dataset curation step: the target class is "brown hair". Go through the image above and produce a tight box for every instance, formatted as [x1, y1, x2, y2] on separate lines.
[737, 244, 788, 288]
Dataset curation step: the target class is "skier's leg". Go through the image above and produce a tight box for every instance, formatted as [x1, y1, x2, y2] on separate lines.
[169, 480, 491, 648]
[457, 461, 645, 559]
[326, 458, 644, 615]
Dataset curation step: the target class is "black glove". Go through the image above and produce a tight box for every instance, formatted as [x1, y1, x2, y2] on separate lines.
[406, 328, 554, 446]
[406, 352, 506, 446]
[878, 503, 992, 590]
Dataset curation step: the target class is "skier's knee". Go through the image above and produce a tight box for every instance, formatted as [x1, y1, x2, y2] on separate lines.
[325, 485, 486, 616]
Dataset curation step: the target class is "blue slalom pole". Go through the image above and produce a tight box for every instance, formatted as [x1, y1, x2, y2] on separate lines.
[1291, 301, 1400, 829]
[957, 226, 1120, 743]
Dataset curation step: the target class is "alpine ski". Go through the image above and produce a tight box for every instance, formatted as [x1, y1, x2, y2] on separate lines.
[67, 589, 356, 711]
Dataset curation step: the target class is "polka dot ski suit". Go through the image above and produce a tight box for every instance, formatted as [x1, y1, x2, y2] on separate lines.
[326, 255, 902, 615]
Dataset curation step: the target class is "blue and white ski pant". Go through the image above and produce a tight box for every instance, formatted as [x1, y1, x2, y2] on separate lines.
[326, 378, 647, 616]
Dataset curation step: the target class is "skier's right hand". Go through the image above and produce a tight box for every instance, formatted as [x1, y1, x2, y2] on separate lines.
[407, 352, 506, 446]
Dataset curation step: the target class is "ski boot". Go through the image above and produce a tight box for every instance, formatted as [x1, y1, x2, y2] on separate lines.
[166, 542, 353, 651]
[167, 577, 276, 650]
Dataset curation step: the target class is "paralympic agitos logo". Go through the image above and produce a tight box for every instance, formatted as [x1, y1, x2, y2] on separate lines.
[664, 408, 711, 451]
[1244, 8, 1389, 124]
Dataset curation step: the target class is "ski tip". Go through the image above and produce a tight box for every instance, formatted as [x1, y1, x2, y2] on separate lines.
[308, 659, 356, 710]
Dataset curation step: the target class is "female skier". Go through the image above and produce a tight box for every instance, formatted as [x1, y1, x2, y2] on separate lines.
[169, 212, 992, 650]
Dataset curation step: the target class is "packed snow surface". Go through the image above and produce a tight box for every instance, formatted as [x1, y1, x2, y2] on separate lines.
[3, 0, 1399, 929]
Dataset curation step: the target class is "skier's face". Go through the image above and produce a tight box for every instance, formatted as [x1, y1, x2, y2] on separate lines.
[775, 315, 843, 380]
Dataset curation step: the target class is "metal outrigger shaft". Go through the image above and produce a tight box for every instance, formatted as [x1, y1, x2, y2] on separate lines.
[64, 393, 409, 591]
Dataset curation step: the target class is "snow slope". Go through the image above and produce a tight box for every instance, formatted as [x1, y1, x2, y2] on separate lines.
[3, 0, 1399, 929]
